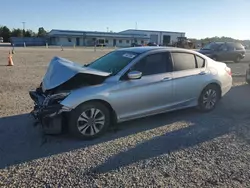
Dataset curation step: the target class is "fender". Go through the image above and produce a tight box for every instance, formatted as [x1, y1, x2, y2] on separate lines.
[60, 83, 118, 110]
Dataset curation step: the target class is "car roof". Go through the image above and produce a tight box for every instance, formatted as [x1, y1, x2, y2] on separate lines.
[115, 46, 211, 62]
[213, 42, 224, 44]
[116, 46, 165, 53]
[116, 46, 197, 54]
[212, 41, 243, 45]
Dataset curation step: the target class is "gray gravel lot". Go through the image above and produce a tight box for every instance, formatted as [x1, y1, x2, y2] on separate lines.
[0, 47, 250, 187]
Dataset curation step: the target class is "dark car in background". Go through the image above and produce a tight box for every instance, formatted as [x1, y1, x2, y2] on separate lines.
[198, 42, 246, 63]
[147, 42, 158, 46]
[131, 43, 143, 47]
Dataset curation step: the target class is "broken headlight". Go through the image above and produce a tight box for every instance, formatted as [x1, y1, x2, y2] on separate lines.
[43, 93, 70, 106]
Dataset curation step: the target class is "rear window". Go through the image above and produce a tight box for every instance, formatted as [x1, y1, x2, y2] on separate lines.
[234, 43, 245, 50]
[172, 52, 196, 71]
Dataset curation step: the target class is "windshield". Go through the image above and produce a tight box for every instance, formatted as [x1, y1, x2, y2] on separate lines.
[202, 43, 219, 50]
[87, 50, 140, 75]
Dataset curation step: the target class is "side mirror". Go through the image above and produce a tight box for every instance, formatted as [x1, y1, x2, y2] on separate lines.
[127, 70, 142, 80]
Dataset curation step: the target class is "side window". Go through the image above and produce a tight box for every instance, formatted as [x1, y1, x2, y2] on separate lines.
[172, 52, 196, 71]
[227, 44, 235, 51]
[219, 44, 228, 51]
[195, 55, 205, 68]
[132, 52, 172, 76]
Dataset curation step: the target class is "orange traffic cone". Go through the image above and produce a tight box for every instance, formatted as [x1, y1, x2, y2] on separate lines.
[8, 51, 14, 66]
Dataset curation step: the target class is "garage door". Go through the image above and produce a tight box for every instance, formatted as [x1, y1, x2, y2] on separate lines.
[150, 34, 158, 43]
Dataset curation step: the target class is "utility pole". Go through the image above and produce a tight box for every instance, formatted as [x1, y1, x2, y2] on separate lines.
[135, 22, 138, 30]
[107, 27, 109, 32]
[22, 22, 26, 37]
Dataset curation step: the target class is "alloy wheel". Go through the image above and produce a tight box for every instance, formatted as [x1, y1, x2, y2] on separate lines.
[202, 89, 217, 110]
[77, 108, 105, 136]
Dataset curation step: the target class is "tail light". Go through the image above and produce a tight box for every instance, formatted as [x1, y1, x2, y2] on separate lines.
[225, 66, 232, 76]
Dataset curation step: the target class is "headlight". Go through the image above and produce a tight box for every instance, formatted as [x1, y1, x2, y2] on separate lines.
[43, 92, 70, 106]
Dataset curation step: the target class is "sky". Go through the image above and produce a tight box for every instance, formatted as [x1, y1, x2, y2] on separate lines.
[1, 0, 250, 40]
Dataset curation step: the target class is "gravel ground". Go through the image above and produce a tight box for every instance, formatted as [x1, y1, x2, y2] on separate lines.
[0, 47, 250, 187]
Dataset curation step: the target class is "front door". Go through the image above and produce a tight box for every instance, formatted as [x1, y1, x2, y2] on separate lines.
[113, 52, 174, 120]
[163, 35, 171, 45]
[216, 43, 228, 61]
[76, 38, 80, 46]
[171, 52, 207, 107]
[113, 39, 116, 46]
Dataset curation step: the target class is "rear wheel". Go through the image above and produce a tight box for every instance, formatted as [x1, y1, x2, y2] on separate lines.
[234, 55, 241, 63]
[197, 84, 220, 112]
[69, 102, 111, 140]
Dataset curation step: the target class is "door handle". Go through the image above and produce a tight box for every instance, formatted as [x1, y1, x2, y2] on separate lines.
[199, 71, 206, 75]
[162, 77, 172, 81]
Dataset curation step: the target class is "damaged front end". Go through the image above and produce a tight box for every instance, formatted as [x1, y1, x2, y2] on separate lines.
[29, 56, 111, 135]
[29, 87, 72, 134]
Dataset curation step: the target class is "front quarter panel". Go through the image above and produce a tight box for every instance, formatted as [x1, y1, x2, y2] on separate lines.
[60, 82, 117, 109]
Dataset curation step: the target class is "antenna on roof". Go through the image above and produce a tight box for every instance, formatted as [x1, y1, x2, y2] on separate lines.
[135, 22, 138, 30]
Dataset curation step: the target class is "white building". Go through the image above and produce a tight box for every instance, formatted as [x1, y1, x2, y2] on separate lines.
[47, 29, 150, 47]
[47, 29, 185, 47]
[119, 29, 185, 46]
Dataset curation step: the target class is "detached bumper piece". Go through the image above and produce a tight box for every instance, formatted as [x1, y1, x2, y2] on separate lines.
[29, 91, 69, 135]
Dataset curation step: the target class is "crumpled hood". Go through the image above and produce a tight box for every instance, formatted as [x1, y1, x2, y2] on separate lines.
[42, 56, 111, 91]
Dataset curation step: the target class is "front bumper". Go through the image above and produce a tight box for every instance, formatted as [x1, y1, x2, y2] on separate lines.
[29, 90, 71, 134]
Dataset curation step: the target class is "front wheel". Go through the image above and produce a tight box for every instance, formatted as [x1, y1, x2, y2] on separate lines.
[69, 102, 111, 140]
[197, 85, 220, 112]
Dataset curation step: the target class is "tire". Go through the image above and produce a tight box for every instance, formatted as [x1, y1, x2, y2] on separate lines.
[197, 84, 221, 112]
[68, 101, 111, 140]
[234, 55, 241, 63]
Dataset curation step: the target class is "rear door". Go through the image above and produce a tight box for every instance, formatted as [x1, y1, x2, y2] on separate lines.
[217, 43, 231, 61]
[113, 51, 174, 120]
[226, 43, 237, 60]
[171, 52, 207, 107]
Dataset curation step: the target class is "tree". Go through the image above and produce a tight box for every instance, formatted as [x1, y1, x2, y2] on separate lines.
[24, 29, 35, 37]
[11, 28, 23, 37]
[0, 26, 11, 42]
[37, 27, 47, 37]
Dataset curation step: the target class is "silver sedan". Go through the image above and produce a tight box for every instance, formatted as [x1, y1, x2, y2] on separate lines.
[29, 47, 233, 139]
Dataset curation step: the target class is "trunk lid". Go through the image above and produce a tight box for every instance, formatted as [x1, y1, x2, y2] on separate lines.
[42, 56, 111, 92]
